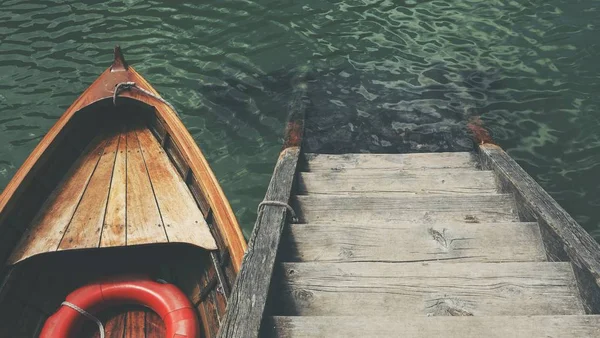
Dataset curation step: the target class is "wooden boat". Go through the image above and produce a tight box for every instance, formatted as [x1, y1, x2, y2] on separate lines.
[0, 46, 246, 337]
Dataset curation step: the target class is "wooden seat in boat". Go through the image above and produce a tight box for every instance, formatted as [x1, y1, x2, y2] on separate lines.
[8, 118, 216, 264]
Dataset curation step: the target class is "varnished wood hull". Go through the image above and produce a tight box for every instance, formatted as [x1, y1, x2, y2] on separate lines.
[0, 47, 246, 338]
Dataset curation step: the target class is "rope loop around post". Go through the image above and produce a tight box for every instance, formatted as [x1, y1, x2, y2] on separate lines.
[257, 200, 298, 223]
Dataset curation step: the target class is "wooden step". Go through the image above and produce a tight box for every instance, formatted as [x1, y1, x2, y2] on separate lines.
[298, 170, 497, 195]
[283, 222, 546, 263]
[267, 316, 600, 338]
[303, 152, 476, 171]
[294, 194, 518, 224]
[276, 262, 584, 316]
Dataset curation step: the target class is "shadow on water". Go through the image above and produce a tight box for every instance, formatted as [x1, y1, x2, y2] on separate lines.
[299, 65, 504, 154]
[208, 62, 497, 155]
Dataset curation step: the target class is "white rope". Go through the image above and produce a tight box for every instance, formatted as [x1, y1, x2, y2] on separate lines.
[62, 301, 105, 338]
[258, 200, 298, 223]
[113, 81, 180, 117]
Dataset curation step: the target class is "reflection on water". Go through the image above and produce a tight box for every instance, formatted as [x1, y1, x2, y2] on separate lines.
[1, 0, 599, 239]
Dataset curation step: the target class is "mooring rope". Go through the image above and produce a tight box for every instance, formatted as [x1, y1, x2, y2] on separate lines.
[62, 301, 105, 338]
[113, 81, 180, 117]
[257, 200, 298, 223]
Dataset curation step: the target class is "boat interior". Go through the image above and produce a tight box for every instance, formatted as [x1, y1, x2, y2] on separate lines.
[0, 98, 237, 337]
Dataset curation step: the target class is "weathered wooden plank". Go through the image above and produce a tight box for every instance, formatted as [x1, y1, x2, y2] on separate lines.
[298, 170, 497, 195]
[126, 126, 167, 245]
[136, 128, 216, 250]
[125, 309, 146, 337]
[59, 131, 120, 250]
[198, 263, 221, 338]
[188, 175, 211, 217]
[8, 135, 107, 264]
[303, 152, 476, 171]
[218, 147, 300, 338]
[284, 222, 546, 263]
[278, 262, 585, 316]
[165, 136, 189, 178]
[147, 114, 167, 144]
[479, 143, 600, 313]
[102, 312, 127, 338]
[144, 310, 165, 338]
[294, 194, 518, 224]
[100, 130, 127, 248]
[268, 315, 600, 338]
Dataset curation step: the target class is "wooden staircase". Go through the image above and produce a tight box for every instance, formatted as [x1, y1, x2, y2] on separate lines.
[264, 152, 600, 337]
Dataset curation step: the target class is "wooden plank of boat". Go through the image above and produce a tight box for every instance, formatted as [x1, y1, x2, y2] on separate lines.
[145, 311, 166, 338]
[100, 130, 127, 248]
[125, 123, 168, 246]
[136, 126, 215, 248]
[7, 135, 108, 262]
[99, 313, 126, 338]
[58, 129, 120, 250]
[125, 310, 145, 337]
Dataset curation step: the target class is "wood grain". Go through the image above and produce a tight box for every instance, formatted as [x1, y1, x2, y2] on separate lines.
[130, 68, 246, 271]
[304, 152, 476, 171]
[268, 315, 600, 338]
[144, 310, 165, 338]
[8, 136, 107, 264]
[59, 131, 120, 250]
[278, 262, 585, 316]
[125, 309, 146, 337]
[102, 312, 127, 338]
[218, 147, 300, 338]
[479, 143, 600, 313]
[294, 194, 519, 224]
[298, 170, 497, 195]
[100, 130, 127, 248]
[126, 125, 167, 245]
[136, 127, 216, 250]
[284, 222, 546, 263]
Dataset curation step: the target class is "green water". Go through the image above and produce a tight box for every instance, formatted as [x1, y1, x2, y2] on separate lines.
[1, 0, 599, 239]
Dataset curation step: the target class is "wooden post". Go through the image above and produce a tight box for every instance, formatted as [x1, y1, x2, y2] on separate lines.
[217, 71, 307, 338]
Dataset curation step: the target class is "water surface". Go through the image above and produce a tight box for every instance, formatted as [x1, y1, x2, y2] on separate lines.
[1, 0, 599, 239]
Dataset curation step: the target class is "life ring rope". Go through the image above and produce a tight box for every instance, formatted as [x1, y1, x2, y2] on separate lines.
[61, 301, 105, 338]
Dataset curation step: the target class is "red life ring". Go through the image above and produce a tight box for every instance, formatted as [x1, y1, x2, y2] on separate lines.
[39, 275, 200, 338]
